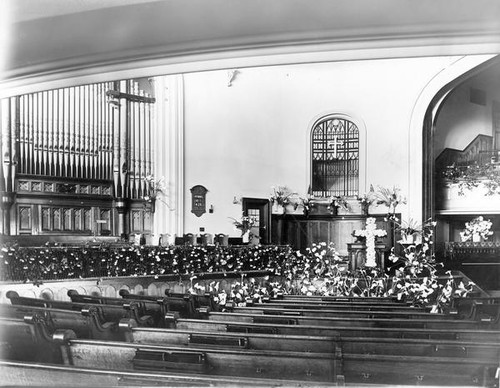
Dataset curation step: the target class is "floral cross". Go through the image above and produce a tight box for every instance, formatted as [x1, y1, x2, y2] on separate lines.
[353, 218, 387, 267]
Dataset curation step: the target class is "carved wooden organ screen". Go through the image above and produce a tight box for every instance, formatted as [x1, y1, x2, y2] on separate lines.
[0, 79, 156, 236]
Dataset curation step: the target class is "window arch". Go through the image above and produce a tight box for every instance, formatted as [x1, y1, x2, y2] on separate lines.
[311, 115, 359, 197]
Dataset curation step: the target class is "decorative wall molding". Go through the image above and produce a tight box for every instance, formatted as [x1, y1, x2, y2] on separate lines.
[2, 41, 500, 99]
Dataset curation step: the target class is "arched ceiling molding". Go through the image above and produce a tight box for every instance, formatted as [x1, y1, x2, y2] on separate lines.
[407, 54, 497, 221]
[2, 0, 500, 98]
[2, 39, 500, 99]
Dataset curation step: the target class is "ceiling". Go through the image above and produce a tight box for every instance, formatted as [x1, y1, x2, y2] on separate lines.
[2, 0, 500, 96]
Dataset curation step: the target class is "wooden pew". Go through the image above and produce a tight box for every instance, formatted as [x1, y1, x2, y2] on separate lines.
[119, 289, 216, 318]
[121, 325, 500, 359]
[457, 299, 500, 323]
[0, 304, 133, 341]
[67, 289, 167, 326]
[341, 353, 498, 386]
[174, 318, 500, 342]
[121, 326, 338, 353]
[264, 298, 414, 307]
[55, 335, 498, 386]
[253, 300, 431, 312]
[471, 301, 500, 324]
[232, 305, 454, 320]
[0, 360, 334, 387]
[340, 336, 500, 359]
[207, 311, 495, 330]
[279, 295, 401, 302]
[0, 315, 75, 363]
[6, 291, 154, 327]
[253, 296, 496, 323]
[163, 290, 220, 313]
[57, 338, 342, 383]
[451, 295, 500, 311]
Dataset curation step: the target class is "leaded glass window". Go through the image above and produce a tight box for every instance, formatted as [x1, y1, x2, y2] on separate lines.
[311, 116, 359, 197]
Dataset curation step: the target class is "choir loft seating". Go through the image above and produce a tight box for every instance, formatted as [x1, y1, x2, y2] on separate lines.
[1, 287, 499, 386]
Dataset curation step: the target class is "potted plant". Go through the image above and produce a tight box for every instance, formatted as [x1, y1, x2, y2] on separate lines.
[143, 175, 167, 212]
[374, 185, 406, 216]
[356, 190, 376, 215]
[459, 216, 493, 243]
[397, 219, 424, 245]
[229, 214, 256, 243]
[298, 195, 310, 216]
[328, 195, 350, 215]
[270, 185, 296, 214]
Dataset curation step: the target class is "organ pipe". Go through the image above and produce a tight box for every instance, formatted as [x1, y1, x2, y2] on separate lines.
[112, 82, 121, 197]
[1, 98, 11, 191]
[0, 80, 154, 202]
[119, 80, 129, 198]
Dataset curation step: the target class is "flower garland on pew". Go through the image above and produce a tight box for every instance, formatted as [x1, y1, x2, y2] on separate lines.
[0, 221, 474, 312]
[0, 244, 292, 283]
[194, 227, 475, 313]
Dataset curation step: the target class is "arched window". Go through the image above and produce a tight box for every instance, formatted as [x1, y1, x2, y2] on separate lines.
[311, 116, 359, 197]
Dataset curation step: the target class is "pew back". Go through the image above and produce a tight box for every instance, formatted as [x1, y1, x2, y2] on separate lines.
[0, 360, 334, 387]
[208, 311, 493, 330]
[176, 318, 500, 342]
[62, 339, 341, 383]
[125, 327, 338, 353]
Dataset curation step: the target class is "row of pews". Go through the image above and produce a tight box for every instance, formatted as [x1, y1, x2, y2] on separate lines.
[1, 288, 499, 386]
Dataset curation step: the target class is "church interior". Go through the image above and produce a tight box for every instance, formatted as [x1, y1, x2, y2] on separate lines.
[1, 0, 500, 386]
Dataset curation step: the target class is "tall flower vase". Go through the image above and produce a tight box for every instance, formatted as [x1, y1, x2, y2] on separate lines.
[361, 203, 369, 216]
[242, 230, 250, 244]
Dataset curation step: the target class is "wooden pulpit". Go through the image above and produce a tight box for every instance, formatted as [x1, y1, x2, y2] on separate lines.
[347, 242, 387, 272]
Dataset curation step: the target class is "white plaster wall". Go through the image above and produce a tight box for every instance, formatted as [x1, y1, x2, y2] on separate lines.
[181, 56, 462, 236]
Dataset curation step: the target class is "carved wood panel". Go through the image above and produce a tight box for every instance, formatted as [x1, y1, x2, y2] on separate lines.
[17, 205, 112, 235]
[18, 206, 32, 232]
[272, 215, 393, 255]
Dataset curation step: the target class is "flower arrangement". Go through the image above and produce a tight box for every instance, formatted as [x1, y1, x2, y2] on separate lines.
[281, 242, 347, 296]
[328, 195, 350, 213]
[143, 175, 167, 204]
[299, 195, 314, 215]
[229, 214, 256, 235]
[394, 218, 436, 245]
[374, 185, 406, 214]
[0, 243, 292, 283]
[356, 186, 376, 210]
[442, 162, 500, 196]
[269, 185, 296, 207]
[385, 219, 473, 310]
[459, 216, 494, 242]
